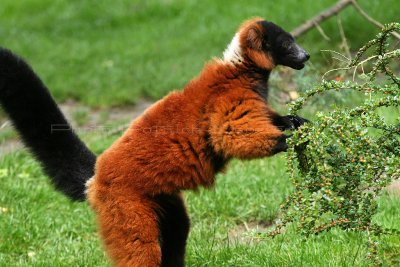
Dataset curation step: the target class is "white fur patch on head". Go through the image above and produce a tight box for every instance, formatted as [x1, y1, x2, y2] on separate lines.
[223, 33, 243, 64]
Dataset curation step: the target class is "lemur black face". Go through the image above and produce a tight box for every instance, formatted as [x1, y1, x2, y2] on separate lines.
[259, 21, 310, 70]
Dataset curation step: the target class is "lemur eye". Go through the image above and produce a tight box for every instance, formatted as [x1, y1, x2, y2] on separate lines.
[282, 41, 291, 49]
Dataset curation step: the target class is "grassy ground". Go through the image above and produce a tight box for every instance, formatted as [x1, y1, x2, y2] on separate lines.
[0, 0, 398, 107]
[1, 149, 399, 266]
[0, 101, 399, 266]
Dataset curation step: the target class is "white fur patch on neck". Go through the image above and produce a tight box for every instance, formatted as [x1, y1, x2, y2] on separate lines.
[84, 175, 95, 194]
[223, 33, 243, 64]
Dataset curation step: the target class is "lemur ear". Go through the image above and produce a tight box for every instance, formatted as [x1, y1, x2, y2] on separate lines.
[246, 26, 264, 50]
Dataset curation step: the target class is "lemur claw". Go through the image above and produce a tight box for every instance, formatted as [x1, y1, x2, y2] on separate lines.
[273, 115, 310, 131]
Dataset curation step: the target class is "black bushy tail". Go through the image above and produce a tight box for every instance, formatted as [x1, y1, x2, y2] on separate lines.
[0, 48, 96, 201]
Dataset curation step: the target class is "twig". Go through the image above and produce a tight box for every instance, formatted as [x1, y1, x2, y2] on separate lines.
[104, 122, 130, 137]
[314, 21, 331, 41]
[321, 49, 350, 61]
[350, 0, 400, 40]
[0, 121, 10, 130]
[332, 56, 348, 63]
[322, 50, 399, 80]
[337, 16, 351, 59]
[322, 67, 350, 80]
[291, 0, 353, 38]
[291, 0, 400, 41]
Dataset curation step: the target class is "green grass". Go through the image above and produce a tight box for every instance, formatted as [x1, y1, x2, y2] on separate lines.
[1, 149, 399, 266]
[0, 0, 398, 107]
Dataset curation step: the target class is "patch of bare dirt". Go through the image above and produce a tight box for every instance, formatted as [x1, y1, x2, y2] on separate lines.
[228, 221, 273, 245]
[0, 139, 23, 156]
[386, 180, 400, 196]
[0, 99, 153, 157]
[59, 99, 153, 128]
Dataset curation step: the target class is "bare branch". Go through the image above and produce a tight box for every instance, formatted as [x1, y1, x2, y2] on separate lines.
[291, 0, 352, 38]
[314, 21, 331, 41]
[291, 0, 400, 41]
[337, 16, 351, 59]
[350, 0, 400, 40]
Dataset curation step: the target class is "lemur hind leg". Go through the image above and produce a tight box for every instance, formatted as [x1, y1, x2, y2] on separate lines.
[155, 193, 190, 267]
[92, 191, 162, 267]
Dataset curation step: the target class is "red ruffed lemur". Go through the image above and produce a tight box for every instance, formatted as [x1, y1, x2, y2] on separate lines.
[0, 18, 310, 267]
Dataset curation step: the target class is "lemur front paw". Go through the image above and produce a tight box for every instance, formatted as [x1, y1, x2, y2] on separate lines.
[273, 115, 310, 131]
[285, 115, 310, 129]
[271, 134, 289, 154]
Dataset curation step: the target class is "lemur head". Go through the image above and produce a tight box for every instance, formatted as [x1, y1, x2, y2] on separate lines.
[223, 18, 310, 70]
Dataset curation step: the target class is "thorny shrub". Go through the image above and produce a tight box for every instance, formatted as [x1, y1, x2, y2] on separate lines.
[267, 23, 400, 264]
